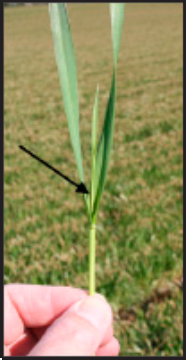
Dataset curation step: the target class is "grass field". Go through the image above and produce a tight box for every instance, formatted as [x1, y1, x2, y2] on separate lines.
[4, 3, 183, 356]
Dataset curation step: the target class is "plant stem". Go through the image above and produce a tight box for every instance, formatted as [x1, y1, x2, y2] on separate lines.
[89, 222, 96, 295]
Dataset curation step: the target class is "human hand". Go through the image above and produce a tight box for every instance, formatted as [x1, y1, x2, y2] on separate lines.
[4, 284, 120, 356]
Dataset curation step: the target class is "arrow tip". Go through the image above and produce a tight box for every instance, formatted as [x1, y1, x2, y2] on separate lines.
[76, 182, 89, 194]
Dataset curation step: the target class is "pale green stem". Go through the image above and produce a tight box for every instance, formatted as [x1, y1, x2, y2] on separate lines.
[89, 223, 96, 295]
[89, 122, 97, 296]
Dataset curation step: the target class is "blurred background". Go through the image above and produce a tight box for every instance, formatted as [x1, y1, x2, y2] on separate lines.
[4, 3, 183, 356]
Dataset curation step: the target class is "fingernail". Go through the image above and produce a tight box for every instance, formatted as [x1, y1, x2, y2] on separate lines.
[75, 294, 112, 330]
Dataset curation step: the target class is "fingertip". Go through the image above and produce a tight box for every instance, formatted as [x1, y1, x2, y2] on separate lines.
[66, 294, 112, 331]
[96, 337, 120, 357]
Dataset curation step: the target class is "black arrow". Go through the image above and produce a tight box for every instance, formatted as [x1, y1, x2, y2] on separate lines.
[19, 145, 89, 194]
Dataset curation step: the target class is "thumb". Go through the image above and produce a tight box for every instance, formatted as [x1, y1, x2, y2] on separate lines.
[28, 294, 112, 356]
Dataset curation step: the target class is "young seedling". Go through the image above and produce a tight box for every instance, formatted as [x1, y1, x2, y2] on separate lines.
[49, 3, 125, 295]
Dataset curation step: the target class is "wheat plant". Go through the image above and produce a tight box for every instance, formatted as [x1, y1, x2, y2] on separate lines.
[49, 3, 125, 295]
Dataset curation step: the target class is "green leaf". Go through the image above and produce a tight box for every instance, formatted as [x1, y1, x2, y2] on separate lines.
[110, 3, 125, 67]
[92, 4, 125, 218]
[93, 73, 116, 218]
[91, 85, 99, 211]
[49, 3, 84, 181]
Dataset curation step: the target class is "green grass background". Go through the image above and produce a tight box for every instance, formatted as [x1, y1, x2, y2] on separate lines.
[4, 3, 183, 356]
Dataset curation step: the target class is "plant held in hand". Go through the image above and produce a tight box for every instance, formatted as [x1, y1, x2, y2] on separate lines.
[49, 3, 125, 295]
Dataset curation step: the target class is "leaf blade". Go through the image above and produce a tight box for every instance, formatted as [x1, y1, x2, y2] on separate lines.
[49, 3, 84, 181]
[93, 73, 116, 217]
[110, 3, 125, 67]
[92, 4, 125, 217]
[91, 85, 99, 211]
